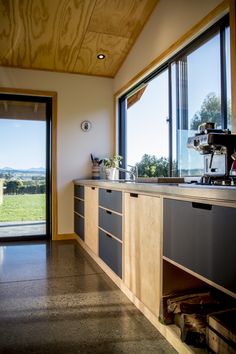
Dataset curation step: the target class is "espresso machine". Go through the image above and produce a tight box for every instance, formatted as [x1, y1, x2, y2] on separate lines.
[187, 122, 236, 185]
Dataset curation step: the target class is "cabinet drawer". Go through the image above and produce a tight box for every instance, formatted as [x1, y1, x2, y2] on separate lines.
[99, 229, 122, 278]
[99, 188, 122, 213]
[74, 185, 84, 199]
[74, 198, 84, 216]
[99, 208, 122, 240]
[74, 213, 84, 241]
[163, 199, 236, 294]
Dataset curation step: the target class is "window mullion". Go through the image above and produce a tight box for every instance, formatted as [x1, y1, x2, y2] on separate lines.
[179, 57, 188, 130]
[175, 61, 180, 175]
[118, 97, 127, 170]
[168, 64, 173, 176]
[220, 26, 227, 129]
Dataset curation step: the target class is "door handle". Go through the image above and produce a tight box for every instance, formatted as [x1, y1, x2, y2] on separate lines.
[192, 202, 212, 210]
[130, 193, 138, 198]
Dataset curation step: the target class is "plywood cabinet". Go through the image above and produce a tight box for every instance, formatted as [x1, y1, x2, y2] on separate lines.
[124, 192, 162, 316]
[85, 186, 98, 255]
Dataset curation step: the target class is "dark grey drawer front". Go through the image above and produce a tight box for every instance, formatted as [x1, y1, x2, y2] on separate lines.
[74, 185, 84, 199]
[99, 229, 122, 278]
[99, 188, 122, 213]
[163, 199, 236, 294]
[74, 213, 84, 241]
[74, 198, 84, 216]
[99, 208, 122, 240]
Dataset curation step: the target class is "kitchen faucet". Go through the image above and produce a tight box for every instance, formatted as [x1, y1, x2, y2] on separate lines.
[117, 165, 138, 181]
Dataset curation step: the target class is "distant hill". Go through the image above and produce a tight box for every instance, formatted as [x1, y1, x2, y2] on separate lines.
[2, 167, 14, 170]
[27, 167, 45, 172]
[0, 167, 46, 173]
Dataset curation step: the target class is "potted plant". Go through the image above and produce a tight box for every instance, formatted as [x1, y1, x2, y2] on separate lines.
[103, 155, 123, 180]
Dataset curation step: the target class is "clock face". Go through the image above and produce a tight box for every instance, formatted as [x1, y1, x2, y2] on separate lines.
[81, 120, 92, 132]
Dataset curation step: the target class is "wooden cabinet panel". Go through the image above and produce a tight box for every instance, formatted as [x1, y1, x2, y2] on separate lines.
[85, 186, 98, 255]
[124, 193, 161, 316]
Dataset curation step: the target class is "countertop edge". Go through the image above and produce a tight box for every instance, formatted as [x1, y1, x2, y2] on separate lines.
[73, 179, 236, 204]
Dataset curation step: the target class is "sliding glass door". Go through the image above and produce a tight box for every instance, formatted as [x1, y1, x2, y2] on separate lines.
[0, 94, 52, 241]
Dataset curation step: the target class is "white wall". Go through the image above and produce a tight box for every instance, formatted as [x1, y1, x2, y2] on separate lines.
[114, 0, 224, 93]
[0, 67, 113, 234]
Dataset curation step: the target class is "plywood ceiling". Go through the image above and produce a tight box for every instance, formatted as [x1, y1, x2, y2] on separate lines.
[0, 0, 158, 78]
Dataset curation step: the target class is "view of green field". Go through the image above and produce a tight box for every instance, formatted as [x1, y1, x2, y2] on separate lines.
[0, 194, 45, 222]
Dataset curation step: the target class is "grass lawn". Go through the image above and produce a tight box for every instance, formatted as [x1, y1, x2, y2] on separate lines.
[0, 194, 46, 222]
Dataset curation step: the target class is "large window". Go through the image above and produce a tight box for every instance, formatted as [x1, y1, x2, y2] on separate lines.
[119, 16, 231, 178]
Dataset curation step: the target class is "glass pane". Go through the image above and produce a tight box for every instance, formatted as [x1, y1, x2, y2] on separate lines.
[226, 26, 232, 130]
[126, 69, 169, 177]
[176, 33, 221, 176]
[0, 100, 46, 238]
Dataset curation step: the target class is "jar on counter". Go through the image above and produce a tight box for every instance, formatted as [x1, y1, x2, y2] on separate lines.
[92, 165, 100, 179]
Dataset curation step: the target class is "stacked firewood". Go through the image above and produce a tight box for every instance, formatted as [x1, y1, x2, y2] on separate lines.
[160, 289, 231, 347]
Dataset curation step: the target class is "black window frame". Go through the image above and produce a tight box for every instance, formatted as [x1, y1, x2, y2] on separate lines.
[0, 93, 52, 242]
[118, 14, 230, 176]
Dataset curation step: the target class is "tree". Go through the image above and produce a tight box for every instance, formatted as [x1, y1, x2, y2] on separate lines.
[134, 154, 169, 177]
[190, 92, 231, 130]
[4, 180, 23, 195]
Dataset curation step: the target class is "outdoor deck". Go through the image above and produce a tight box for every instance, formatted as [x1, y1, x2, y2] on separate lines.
[0, 221, 46, 238]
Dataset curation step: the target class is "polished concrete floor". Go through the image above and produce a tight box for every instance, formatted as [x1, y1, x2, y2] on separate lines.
[0, 240, 176, 354]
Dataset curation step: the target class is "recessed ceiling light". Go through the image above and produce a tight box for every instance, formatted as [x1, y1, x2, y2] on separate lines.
[97, 53, 106, 60]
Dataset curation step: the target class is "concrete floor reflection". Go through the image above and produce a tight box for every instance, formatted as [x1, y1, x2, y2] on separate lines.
[0, 240, 176, 353]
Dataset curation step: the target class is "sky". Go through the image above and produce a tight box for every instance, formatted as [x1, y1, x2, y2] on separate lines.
[0, 119, 46, 170]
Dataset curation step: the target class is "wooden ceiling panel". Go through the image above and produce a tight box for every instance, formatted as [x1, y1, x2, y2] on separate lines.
[0, 0, 159, 77]
[88, 0, 158, 38]
[74, 31, 130, 77]
[0, 0, 96, 72]
[48, 0, 96, 72]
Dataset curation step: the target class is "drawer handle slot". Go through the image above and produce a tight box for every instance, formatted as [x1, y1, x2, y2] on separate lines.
[106, 210, 112, 215]
[130, 193, 138, 198]
[106, 189, 112, 193]
[91, 187, 95, 190]
[192, 202, 212, 210]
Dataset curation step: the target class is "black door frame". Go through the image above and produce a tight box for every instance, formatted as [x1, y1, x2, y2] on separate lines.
[0, 93, 52, 242]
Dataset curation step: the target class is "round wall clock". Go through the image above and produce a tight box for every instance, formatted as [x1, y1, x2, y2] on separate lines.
[81, 120, 92, 132]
